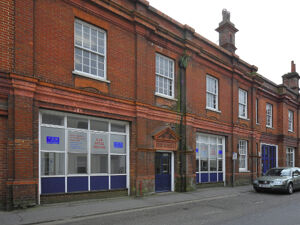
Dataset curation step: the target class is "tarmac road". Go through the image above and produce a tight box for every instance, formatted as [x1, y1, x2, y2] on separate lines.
[45, 189, 300, 225]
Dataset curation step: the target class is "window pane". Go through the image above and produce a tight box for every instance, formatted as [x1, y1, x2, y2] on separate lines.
[90, 120, 108, 131]
[75, 48, 83, 71]
[42, 113, 64, 126]
[91, 133, 108, 154]
[218, 160, 223, 171]
[41, 152, 65, 175]
[75, 22, 82, 46]
[218, 145, 223, 159]
[91, 154, 108, 173]
[68, 153, 87, 174]
[210, 159, 217, 171]
[67, 117, 88, 129]
[110, 134, 126, 154]
[111, 155, 126, 174]
[111, 123, 126, 133]
[83, 25, 90, 49]
[210, 144, 217, 159]
[200, 144, 208, 159]
[201, 160, 208, 171]
[41, 127, 65, 151]
[68, 131, 87, 153]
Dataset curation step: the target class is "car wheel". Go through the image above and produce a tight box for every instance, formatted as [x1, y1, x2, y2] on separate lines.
[254, 187, 261, 193]
[287, 183, 293, 194]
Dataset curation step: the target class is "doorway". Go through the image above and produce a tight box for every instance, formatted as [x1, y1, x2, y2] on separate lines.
[155, 152, 172, 192]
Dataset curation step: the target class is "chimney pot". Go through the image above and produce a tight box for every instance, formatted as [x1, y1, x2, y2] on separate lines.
[291, 61, 296, 72]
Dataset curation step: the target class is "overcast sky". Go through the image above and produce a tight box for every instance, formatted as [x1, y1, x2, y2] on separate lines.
[148, 0, 300, 84]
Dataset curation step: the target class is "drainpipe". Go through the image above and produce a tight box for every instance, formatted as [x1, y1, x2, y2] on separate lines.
[178, 54, 189, 192]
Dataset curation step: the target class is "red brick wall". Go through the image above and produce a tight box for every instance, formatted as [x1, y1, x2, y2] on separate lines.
[0, 0, 13, 73]
[0, 116, 7, 208]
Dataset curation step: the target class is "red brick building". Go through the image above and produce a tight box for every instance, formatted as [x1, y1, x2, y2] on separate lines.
[0, 0, 299, 209]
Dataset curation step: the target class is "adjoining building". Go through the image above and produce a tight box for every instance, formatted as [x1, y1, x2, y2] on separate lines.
[0, 0, 299, 209]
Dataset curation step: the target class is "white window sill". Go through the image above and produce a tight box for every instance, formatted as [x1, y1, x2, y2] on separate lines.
[238, 116, 250, 121]
[72, 70, 111, 83]
[266, 126, 274, 129]
[288, 130, 294, 133]
[206, 107, 221, 114]
[239, 169, 250, 173]
[256, 123, 260, 125]
[155, 93, 177, 101]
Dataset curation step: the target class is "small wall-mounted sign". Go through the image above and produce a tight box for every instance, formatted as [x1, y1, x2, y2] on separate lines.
[232, 152, 238, 160]
[46, 136, 60, 144]
[114, 142, 123, 148]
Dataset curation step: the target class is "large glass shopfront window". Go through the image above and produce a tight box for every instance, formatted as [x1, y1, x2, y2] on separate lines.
[40, 110, 129, 194]
[196, 134, 225, 183]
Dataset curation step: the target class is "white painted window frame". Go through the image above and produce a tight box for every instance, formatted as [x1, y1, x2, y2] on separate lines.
[73, 19, 107, 81]
[256, 98, 259, 124]
[286, 147, 295, 167]
[206, 75, 219, 111]
[288, 110, 294, 132]
[266, 103, 273, 128]
[155, 53, 175, 99]
[239, 140, 248, 172]
[238, 89, 248, 119]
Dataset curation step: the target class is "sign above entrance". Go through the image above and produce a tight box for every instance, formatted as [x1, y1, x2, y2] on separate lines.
[153, 127, 179, 151]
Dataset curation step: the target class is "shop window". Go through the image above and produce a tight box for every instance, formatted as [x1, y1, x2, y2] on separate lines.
[40, 111, 129, 194]
[196, 134, 225, 183]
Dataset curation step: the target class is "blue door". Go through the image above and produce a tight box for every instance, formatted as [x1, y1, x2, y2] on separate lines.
[155, 152, 171, 192]
[262, 145, 276, 174]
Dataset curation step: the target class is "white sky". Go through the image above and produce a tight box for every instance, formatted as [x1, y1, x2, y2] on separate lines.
[148, 0, 300, 84]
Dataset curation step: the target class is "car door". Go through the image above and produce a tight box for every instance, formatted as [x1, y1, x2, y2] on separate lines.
[293, 169, 300, 190]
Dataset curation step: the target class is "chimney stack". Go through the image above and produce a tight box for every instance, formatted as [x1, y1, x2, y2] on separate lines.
[215, 9, 238, 53]
[282, 61, 299, 92]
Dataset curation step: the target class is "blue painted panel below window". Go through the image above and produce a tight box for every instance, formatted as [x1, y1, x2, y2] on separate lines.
[201, 173, 209, 183]
[111, 175, 126, 189]
[196, 173, 199, 183]
[210, 173, 217, 182]
[90, 176, 109, 191]
[218, 173, 223, 182]
[67, 177, 88, 192]
[41, 177, 65, 194]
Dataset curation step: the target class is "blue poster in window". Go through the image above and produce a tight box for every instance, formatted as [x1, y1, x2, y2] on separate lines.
[114, 142, 123, 148]
[196, 148, 199, 153]
[47, 136, 60, 144]
[218, 150, 222, 155]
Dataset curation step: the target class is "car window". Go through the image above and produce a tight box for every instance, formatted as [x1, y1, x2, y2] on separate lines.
[266, 168, 291, 176]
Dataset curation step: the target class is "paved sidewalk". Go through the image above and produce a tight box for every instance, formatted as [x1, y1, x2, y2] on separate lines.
[0, 185, 253, 225]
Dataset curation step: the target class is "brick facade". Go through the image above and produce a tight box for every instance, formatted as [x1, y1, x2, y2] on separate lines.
[0, 0, 299, 209]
